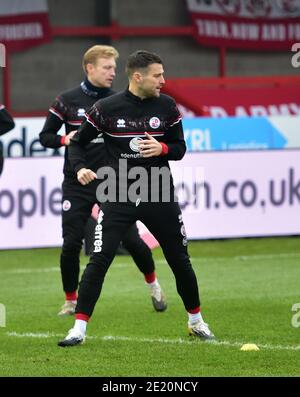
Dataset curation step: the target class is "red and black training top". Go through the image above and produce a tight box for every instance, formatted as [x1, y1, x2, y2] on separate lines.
[68, 89, 186, 201]
[0, 104, 15, 163]
[69, 89, 186, 174]
[39, 79, 114, 180]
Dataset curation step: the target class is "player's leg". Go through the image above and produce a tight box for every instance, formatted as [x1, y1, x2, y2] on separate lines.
[122, 223, 167, 312]
[0, 156, 3, 176]
[59, 194, 93, 315]
[58, 202, 136, 347]
[140, 202, 215, 340]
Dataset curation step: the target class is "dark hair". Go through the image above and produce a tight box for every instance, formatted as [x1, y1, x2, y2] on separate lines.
[126, 50, 163, 77]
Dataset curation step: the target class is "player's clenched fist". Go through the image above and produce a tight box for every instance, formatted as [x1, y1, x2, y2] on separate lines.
[77, 168, 97, 185]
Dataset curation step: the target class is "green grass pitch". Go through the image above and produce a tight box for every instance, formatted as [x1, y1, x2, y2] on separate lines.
[0, 237, 299, 377]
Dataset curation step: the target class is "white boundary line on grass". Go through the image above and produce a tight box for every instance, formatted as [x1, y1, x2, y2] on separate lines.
[3, 267, 59, 274]
[5, 332, 300, 351]
[188, 252, 300, 263]
[1, 263, 130, 274]
[3, 252, 300, 275]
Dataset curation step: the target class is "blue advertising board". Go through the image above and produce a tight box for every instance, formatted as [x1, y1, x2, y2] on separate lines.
[183, 117, 290, 152]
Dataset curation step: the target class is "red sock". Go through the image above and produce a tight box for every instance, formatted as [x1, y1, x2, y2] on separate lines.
[187, 306, 201, 314]
[65, 291, 77, 301]
[76, 313, 90, 322]
[144, 272, 156, 284]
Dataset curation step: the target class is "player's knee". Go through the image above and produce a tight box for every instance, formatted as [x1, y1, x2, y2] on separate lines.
[62, 239, 82, 256]
[123, 237, 148, 253]
[167, 252, 192, 270]
[83, 260, 109, 282]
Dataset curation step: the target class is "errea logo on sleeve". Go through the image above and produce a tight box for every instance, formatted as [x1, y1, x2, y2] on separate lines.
[117, 119, 126, 128]
[77, 108, 86, 117]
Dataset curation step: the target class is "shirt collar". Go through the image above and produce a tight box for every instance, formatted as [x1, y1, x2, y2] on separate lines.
[125, 88, 154, 103]
[80, 78, 112, 99]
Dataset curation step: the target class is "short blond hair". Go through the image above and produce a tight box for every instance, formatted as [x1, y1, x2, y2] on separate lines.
[82, 45, 119, 74]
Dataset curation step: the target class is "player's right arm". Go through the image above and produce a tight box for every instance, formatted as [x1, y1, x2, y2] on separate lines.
[76, 167, 97, 185]
[39, 96, 73, 148]
[0, 105, 15, 136]
[68, 104, 102, 185]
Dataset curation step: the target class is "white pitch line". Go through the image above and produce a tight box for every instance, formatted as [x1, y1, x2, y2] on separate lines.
[156, 252, 300, 265]
[2, 252, 299, 275]
[7, 332, 65, 338]
[2, 267, 59, 274]
[5, 332, 300, 351]
[192, 252, 300, 262]
[2, 263, 132, 275]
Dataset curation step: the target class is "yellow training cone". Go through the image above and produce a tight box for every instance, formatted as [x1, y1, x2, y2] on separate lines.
[240, 343, 260, 351]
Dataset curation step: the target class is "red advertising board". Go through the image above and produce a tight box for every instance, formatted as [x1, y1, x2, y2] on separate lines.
[187, 0, 300, 50]
[0, 0, 51, 52]
[163, 76, 300, 117]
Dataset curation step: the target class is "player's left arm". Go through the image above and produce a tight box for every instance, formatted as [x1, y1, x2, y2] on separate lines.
[139, 101, 186, 160]
[68, 102, 104, 174]
[159, 117, 186, 160]
[68, 119, 100, 174]
[0, 106, 15, 136]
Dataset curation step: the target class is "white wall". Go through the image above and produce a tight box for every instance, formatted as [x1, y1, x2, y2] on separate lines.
[0, 151, 299, 249]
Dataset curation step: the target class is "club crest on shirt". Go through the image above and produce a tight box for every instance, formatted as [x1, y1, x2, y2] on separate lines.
[149, 117, 160, 129]
[62, 200, 71, 211]
[129, 137, 143, 152]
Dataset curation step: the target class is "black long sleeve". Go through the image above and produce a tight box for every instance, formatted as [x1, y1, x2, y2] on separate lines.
[162, 120, 186, 160]
[39, 84, 112, 178]
[39, 111, 64, 148]
[0, 107, 15, 136]
[68, 119, 101, 173]
[68, 91, 188, 174]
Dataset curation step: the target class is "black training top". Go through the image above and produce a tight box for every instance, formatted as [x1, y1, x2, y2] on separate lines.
[39, 79, 114, 180]
[68, 89, 186, 201]
[0, 105, 15, 159]
[0, 105, 15, 135]
[69, 89, 185, 171]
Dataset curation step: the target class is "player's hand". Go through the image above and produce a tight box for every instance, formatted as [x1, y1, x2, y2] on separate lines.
[139, 132, 162, 157]
[64, 130, 77, 146]
[77, 168, 97, 185]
